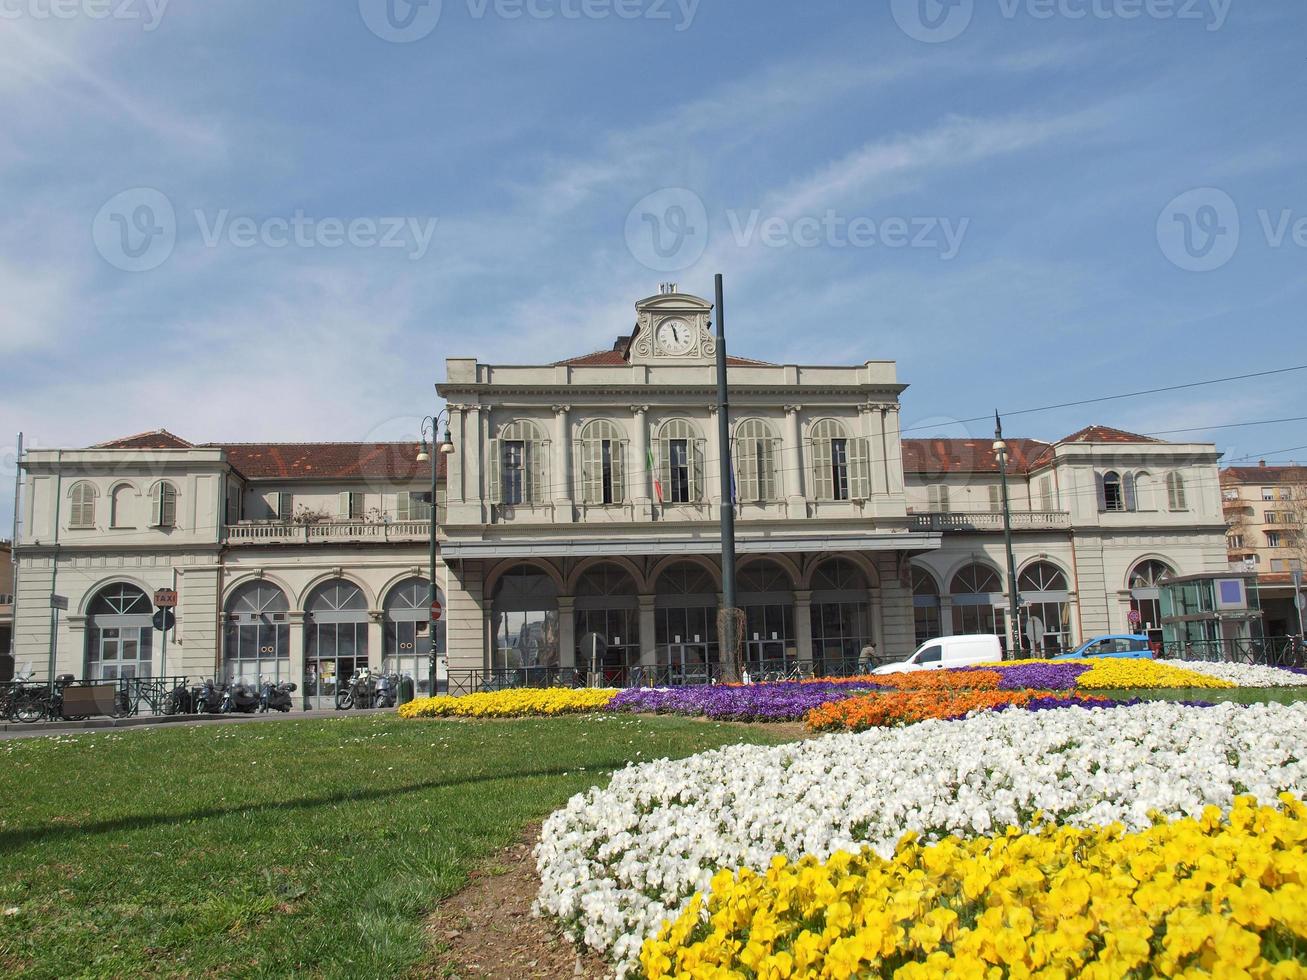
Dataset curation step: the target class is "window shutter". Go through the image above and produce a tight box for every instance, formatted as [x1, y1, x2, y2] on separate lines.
[1040, 477, 1053, 512]
[1095, 472, 1107, 512]
[764, 438, 780, 501]
[531, 440, 549, 504]
[811, 435, 833, 501]
[612, 441, 626, 503]
[989, 484, 1001, 512]
[849, 438, 871, 500]
[692, 439, 706, 501]
[1168, 473, 1187, 511]
[1123, 473, 1138, 512]
[396, 492, 411, 521]
[488, 439, 501, 505]
[160, 484, 177, 528]
[659, 436, 673, 503]
[736, 437, 755, 503]
[582, 438, 601, 505]
[151, 483, 163, 527]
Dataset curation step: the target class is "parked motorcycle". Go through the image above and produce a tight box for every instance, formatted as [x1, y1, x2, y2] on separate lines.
[222, 682, 263, 714]
[194, 679, 224, 714]
[260, 680, 297, 713]
[335, 667, 398, 710]
[161, 679, 196, 715]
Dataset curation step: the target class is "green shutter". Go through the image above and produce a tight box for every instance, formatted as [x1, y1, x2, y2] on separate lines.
[488, 439, 501, 505]
[849, 438, 871, 500]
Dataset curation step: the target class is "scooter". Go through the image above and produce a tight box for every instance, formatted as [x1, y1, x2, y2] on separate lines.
[221, 682, 262, 714]
[260, 680, 298, 713]
[161, 679, 196, 715]
[194, 679, 224, 714]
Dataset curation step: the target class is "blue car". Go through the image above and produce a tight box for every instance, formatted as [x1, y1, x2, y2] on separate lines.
[1052, 635, 1154, 661]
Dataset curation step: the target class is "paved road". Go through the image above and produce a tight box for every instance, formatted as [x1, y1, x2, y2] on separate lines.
[0, 706, 398, 740]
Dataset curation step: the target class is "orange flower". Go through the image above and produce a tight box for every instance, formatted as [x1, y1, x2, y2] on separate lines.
[805, 688, 1044, 733]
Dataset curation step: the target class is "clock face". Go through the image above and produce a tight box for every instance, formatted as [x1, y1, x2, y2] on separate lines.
[656, 318, 695, 356]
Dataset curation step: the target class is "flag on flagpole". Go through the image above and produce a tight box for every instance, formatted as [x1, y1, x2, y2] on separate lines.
[648, 447, 663, 502]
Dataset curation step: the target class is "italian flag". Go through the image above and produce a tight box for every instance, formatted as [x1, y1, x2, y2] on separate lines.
[648, 448, 663, 502]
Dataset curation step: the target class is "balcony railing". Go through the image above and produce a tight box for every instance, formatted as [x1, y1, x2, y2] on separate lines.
[911, 511, 1071, 532]
[224, 520, 430, 545]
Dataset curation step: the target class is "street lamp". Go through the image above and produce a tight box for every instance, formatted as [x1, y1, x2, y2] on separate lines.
[417, 413, 455, 696]
[993, 413, 1023, 661]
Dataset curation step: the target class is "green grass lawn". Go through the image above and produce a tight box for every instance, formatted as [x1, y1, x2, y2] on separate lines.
[0, 714, 792, 979]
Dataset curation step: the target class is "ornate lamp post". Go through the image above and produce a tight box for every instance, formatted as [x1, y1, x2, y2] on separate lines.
[417, 413, 455, 695]
[993, 413, 1023, 660]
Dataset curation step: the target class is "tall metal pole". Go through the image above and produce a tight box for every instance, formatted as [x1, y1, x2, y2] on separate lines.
[48, 448, 62, 682]
[994, 414, 1022, 660]
[1294, 569, 1305, 641]
[10, 432, 22, 660]
[714, 274, 738, 679]
[428, 428, 439, 697]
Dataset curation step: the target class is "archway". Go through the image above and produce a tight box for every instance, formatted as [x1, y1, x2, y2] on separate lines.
[304, 579, 370, 709]
[384, 577, 443, 697]
[490, 566, 560, 673]
[84, 583, 153, 679]
[654, 561, 718, 684]
[949, 562, 1007, 652]
[737, 559, 796, 675]
[1017, 561, 1071, 655]
[574, 563, 640, 683]
[1129, 559, 1174, 633]
[912, 567, 941, 648]
[809, 558, 873, 675]
[223, 580, 290, 685]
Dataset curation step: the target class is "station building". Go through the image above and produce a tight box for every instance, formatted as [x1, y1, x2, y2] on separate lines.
[11, 286, 1230, 692]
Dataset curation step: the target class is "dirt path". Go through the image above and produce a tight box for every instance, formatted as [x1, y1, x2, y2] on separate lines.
[419, 825, 611, 979]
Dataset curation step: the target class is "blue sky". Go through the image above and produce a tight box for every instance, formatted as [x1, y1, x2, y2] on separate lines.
[2, 0, 1305, 522]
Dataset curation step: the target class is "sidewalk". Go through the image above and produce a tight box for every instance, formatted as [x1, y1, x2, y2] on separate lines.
[0, 706, 398, 739]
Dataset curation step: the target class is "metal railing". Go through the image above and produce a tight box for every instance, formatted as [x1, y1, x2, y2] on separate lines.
[1162, 636, 1305, 669]
[1, 676, 191, 722]
[224, 520, 430, 545]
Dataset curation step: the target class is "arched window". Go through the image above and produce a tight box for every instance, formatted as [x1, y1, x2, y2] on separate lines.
[224, 581, 289, 685]
[85, 583, 153, 678]
[736, 560, 795, 674]
[810, 558, 873, 675]
[912, 567, 941, 647]
[110, 484, 135, 528]
[1129, 559, 1174, 632]
[810, 419, 869, 502]
[656, 419, 705, 504]
[1098, 471, 1136, 513]
[1167, 472, 1188, 511]
[949, 562, 1006, 647]
[1134, 471, 1156, 512]
[491, 567, 559, 672]
[304, 580, 370, 708]
[384, 577, 443, 697]
[734, 418, 780, 503]
[577, 420, 626, 506]
[654, 561, 718, 683]
[490, 420, 548, 507]
[150, 481, 179, 528]
[574, 563, 639, 682]
[1017, 561, 1071, 655]
[69, 481, 97, 529]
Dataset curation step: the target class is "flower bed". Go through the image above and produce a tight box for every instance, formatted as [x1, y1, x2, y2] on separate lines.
[641, 794, 1307, 979]
[1168, 660, 1307, 688]
[535, 701, 1307, 975]
[804, 688, 1118, 733]
[397, 687, 617, 719]
[608, 681, 874, 722]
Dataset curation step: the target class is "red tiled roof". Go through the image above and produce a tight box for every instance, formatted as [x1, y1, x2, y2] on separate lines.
[94, 429, 195, 450]
[902, 438, 1051, 476]
[215, 443, 444, 482]
[1058, 425, 1160, 445]
[1222, 465, 1307, 484]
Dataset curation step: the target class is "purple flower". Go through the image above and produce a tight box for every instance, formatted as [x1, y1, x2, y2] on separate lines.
[607, 681, 876, 722]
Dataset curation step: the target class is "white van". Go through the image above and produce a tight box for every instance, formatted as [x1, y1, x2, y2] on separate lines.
[871, 635, 1003, 675]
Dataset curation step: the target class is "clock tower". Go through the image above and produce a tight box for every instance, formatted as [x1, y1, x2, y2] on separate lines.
[627, 283, 717, 365]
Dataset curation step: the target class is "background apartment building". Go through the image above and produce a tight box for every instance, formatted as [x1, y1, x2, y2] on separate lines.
[1222, 462, 1307, 637]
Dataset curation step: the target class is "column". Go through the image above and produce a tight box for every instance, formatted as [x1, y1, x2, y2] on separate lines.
[794, 589, 814, 667]
[939, 597, 955, 637]
[783, 406, 805, 518]
[631, 406, 650, 509]
[706, 405, 721, 507]
[367, 615, 384, 671]
[868, 406, 888, 497]
[557, 596, 576, 673]
[554, 404, 573, 517]
[871, 586, 885, 652]
[884, 407, 905, 494]
[466, 406, 484, 520]
[288, 612, 306, 710]
[448, 405, 466, 504]
[639, 594, 657, 667]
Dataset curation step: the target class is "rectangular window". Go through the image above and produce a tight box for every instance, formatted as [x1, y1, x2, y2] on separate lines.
[927, 484, 950, 513]
[503, 441, 526, 506]
[830, 439, 850, 502]
[1228, 534, 1244, 549]
[1039, 476, 1054, 512]
[1262, 487, 1276, 501]
[1103, 479, 1124, 512]
[988, 484, 1001, 512]
[1266, 531, 1282, 548]
[277, 492, 294, 521]
[226, 491, 241, 526]
[399, 491, 432, 521]
[1265, 510, 1279, 524]
[669, 439, 691, 503]
[348, 492, 364, 520]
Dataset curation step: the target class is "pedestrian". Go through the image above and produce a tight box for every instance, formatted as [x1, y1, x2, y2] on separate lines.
[859, 643, 877, 674]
